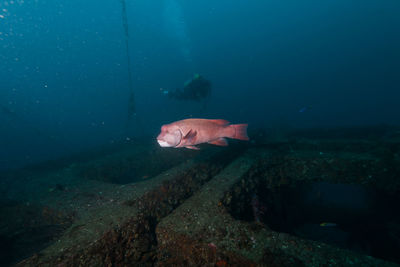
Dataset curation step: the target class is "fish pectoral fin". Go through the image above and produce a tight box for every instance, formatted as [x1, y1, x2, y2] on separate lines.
[208, 138, 228, 146]
[185, 145, 200, 150]
[183, 129, 197, 141]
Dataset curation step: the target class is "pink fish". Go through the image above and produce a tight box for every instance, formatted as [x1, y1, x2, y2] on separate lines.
[157, 118, 249, 150]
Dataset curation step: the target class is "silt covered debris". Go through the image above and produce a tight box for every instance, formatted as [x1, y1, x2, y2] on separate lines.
[0, 127, 398, 266]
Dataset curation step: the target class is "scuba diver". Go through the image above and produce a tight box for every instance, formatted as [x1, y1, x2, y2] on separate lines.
[162, 74, 211, 101]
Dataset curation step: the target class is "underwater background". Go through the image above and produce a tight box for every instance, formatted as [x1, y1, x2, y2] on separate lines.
[1, 0, 399, 170]
[1, 0, 400, 266]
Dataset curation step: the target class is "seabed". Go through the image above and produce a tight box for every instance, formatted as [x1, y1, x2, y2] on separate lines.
[1, 126, 399, 266]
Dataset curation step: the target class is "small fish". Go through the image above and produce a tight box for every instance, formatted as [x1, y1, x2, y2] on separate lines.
[208, 242, 217, 249]
[157, 118, 249, 150]
[299, 107, 308, 113]
[320, 222, 337, 227]
[216, 260, 227, 267]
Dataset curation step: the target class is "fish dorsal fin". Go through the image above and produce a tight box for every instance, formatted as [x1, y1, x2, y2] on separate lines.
[183, 129, 197, 141]
[210, 119, 230, 125]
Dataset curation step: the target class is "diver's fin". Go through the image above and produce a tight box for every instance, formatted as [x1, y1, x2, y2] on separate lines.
[182, 129, 197, 142]
[185, 145, 200, 150]
[209, 119, 230, 125]
[208, 138, 228, 146]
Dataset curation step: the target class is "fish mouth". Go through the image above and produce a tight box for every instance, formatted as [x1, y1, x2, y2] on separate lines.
[157, 139, 171, 147]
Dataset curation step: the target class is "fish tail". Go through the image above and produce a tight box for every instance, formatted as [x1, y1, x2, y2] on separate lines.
[229, 124, 249, 141]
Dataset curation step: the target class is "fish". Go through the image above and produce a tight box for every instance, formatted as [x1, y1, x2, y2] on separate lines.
[157, 118, 249, 150]
[320, 222, 337, 227]
[299, 106, 312, 113]
[299, 106, 308, 113]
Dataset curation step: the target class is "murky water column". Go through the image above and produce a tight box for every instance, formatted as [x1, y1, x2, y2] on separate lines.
[163, 0, 192, 64]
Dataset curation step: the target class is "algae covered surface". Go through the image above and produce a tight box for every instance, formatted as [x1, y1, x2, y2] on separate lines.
[0, 127, 399, 266]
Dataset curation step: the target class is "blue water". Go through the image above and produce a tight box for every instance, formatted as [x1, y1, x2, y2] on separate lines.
[1, 0, 399, 169]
